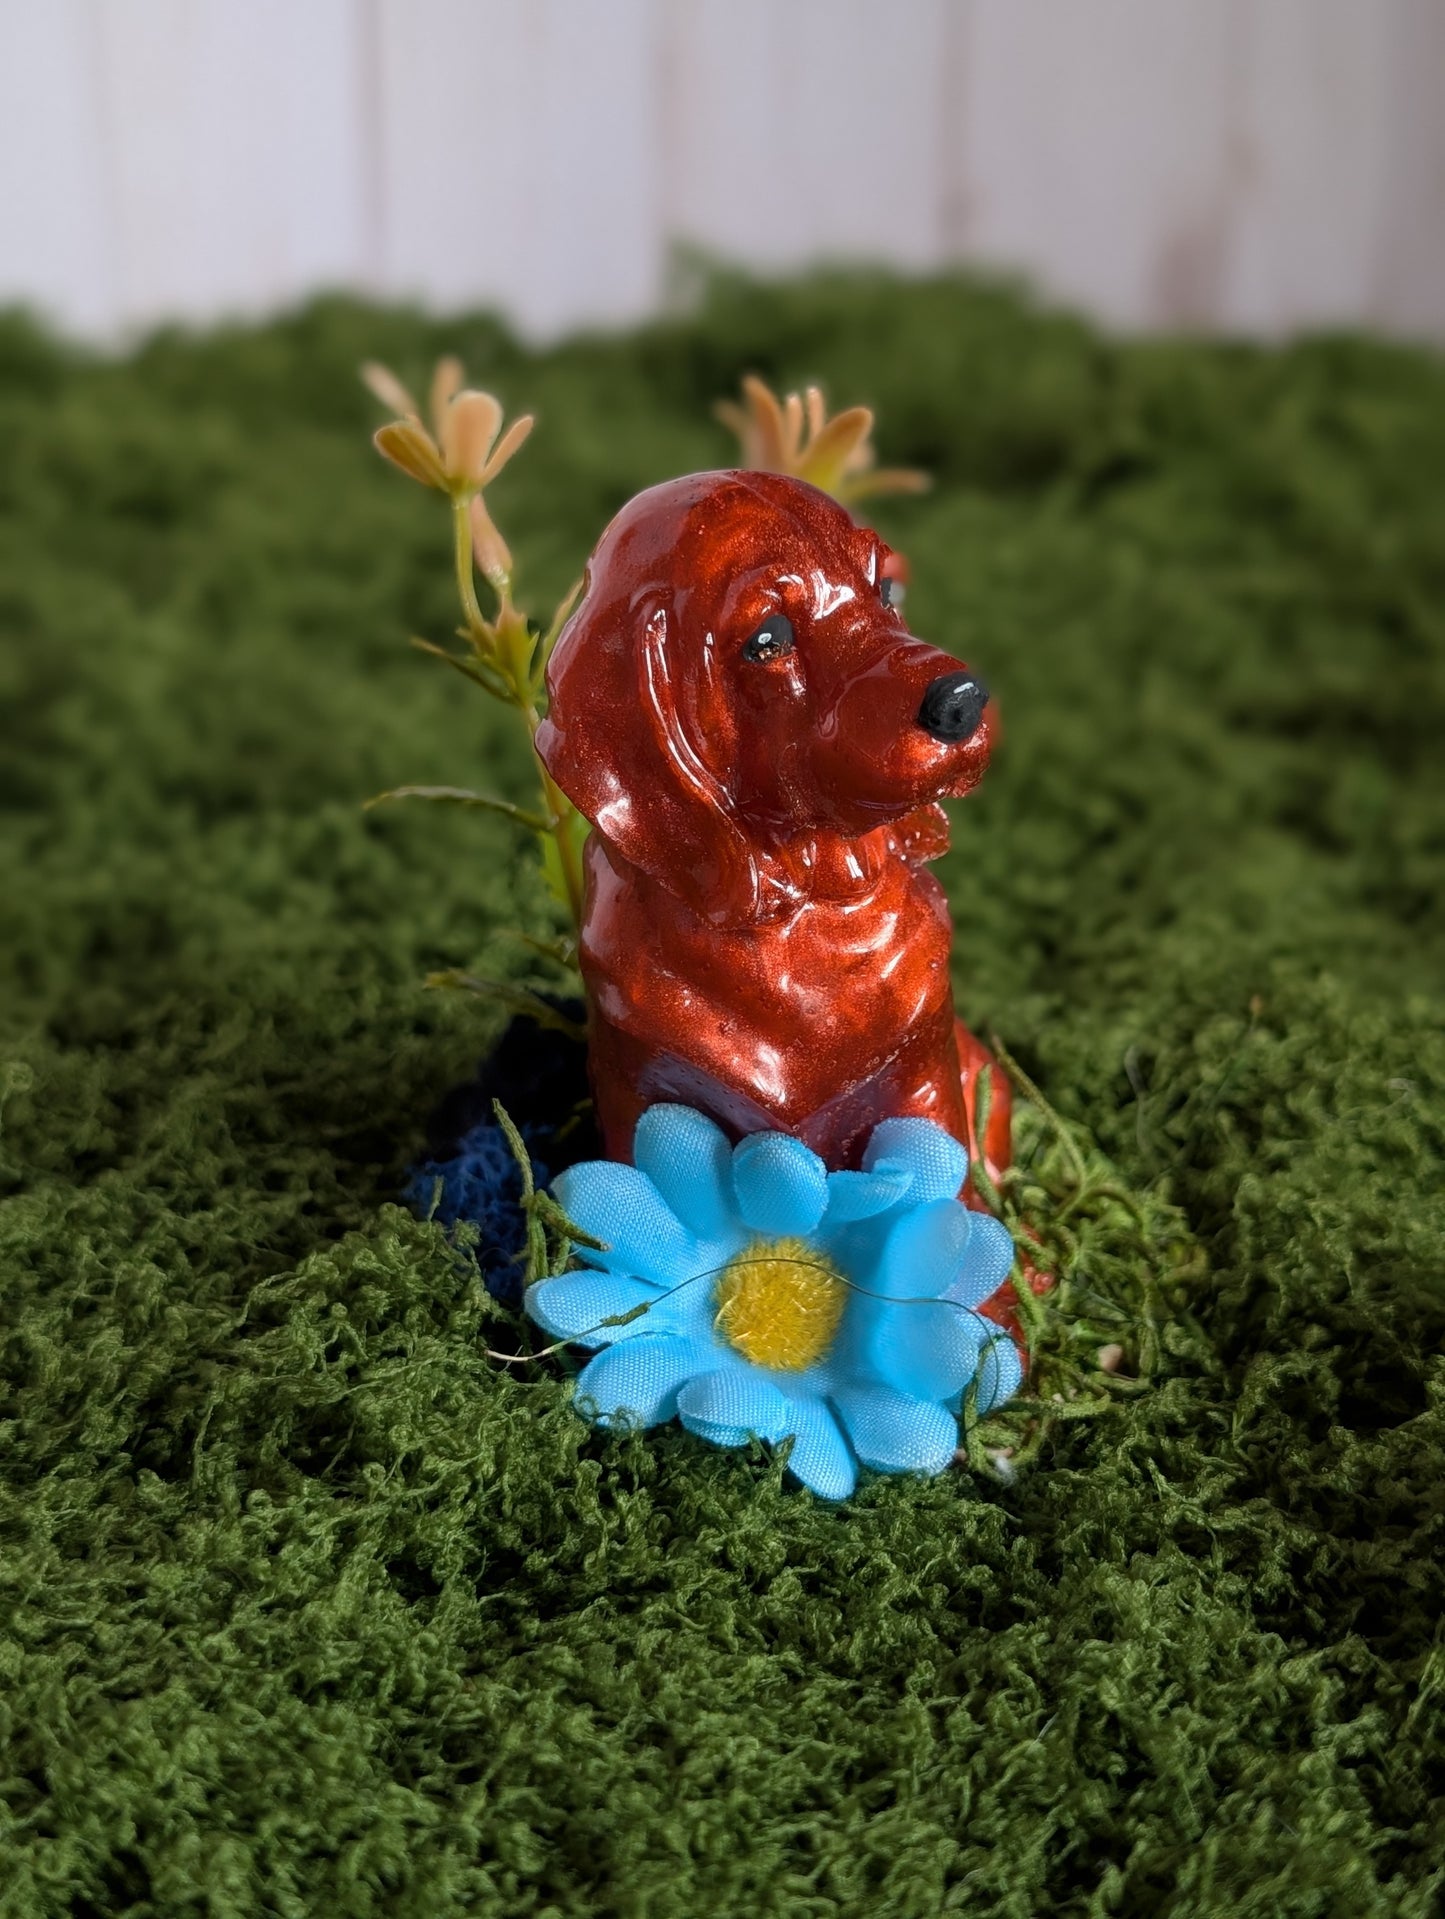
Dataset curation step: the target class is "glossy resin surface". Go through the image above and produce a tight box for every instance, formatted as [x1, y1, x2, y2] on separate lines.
[537, 469, 1008, 1182]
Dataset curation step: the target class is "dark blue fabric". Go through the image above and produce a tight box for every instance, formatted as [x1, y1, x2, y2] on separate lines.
[406, 1121, 550, 1307]
[407, 1006, 594, 1304]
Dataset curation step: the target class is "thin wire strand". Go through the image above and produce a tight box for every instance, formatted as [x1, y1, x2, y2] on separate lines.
[483, 1251, 1001, 1364]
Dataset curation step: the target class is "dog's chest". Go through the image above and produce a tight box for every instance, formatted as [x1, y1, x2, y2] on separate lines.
[583, 840, 955, 1113]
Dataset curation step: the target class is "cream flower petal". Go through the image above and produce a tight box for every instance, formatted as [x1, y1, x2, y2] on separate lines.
[440, 390, 503, 487]
[479, 413, 534, 485]
[373, 420, 446, 490]
[360, 360, 420, 419]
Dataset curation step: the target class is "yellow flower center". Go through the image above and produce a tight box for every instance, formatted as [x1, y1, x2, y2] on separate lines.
[713, 1236, 847, 1372]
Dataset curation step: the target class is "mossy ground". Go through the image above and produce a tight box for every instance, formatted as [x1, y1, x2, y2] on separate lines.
[1, 273, 1442, 1917]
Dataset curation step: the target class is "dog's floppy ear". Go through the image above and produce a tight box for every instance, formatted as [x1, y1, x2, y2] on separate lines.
[537, 597, 765, 927]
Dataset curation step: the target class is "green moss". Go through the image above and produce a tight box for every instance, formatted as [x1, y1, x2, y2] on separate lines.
[1, 273, 1442, 1917]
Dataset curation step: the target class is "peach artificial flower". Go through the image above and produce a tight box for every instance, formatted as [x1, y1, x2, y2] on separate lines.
[715, 374, 928, 504]
[362, 354, 534, 502]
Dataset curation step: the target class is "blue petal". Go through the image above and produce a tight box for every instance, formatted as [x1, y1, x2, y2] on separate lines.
[553, 1160, 702, 1284]
[779, 1394, 858, 1501]
[633, 1104, 740, 1243]
[822, 1166, 913, 1225]
[831, 1383, 959, 1475]
[941, 1213, 1016, 1310]
[867, 1299, 988, 1401]
[525, 1270, 685, 1349]
[862, 1118, 967, 1203]
[677, 1365, 791, 1447]
[731, 1132, 829, 1236]
[572, 1335, 712, 1429]
[975, 1335, 1024, 1412]
[868, 1198, 975, 1302]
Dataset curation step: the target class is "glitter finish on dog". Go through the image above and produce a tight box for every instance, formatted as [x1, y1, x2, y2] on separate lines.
[537, 469, 1010, 1176]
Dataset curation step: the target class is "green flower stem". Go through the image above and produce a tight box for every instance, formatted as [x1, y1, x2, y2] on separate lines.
[450, 493, 488, 636]
[449, 492, 586, 938]
[535, 748, 586, 933]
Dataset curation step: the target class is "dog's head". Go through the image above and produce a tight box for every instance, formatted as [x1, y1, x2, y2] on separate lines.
[536, 470, 995, 925]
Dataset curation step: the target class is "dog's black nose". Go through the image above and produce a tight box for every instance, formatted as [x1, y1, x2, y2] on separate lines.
[916, 670, 989, 743]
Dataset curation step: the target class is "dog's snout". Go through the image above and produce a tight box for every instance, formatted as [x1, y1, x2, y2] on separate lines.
[916, 670, 989, 743]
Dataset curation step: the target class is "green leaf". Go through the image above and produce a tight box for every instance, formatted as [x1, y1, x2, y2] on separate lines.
[599, 1302, 650, 1329]
[539, 828, 571, 914]
[491, 1101, 600, 1282]
[363, 785, 551, 832]
[536, 575, 585, 684]
[426, 972, 587, 1043]
[532, 1189, 604, 1252]
[409, 635, 511, 701]
[497, 928, 580, 974]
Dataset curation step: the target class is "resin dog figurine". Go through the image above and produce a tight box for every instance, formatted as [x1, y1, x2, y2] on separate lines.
[536, 469, 1011, 1182]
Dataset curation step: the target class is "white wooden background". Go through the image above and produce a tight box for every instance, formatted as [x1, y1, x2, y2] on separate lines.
[2, 0, 1443, 345]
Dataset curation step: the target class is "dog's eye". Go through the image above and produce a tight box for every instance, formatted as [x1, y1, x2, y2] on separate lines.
[742, 614, 795, 663]
[880, 577, 904, 609]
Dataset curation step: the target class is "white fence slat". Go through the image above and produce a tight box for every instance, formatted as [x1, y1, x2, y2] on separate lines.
[1222, 0, 1394, 333]
[0, 0, 1441, 345]
[372, 0, 664, 337]
[91, 0, 369, 333]
[659, 0, 951, 273]
[956, 0, 1249, 330]
[0, 1, 117, 335]
[1374, 0, 1445, 337]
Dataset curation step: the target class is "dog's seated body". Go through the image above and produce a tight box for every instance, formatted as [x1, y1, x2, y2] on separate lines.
[537, 470, 1010, 1179]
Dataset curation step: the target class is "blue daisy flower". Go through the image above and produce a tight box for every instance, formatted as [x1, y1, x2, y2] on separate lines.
[524, 1104, 1024, 1499]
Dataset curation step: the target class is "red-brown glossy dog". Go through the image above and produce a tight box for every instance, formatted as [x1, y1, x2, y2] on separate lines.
[536, 469, 1011, 1189]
